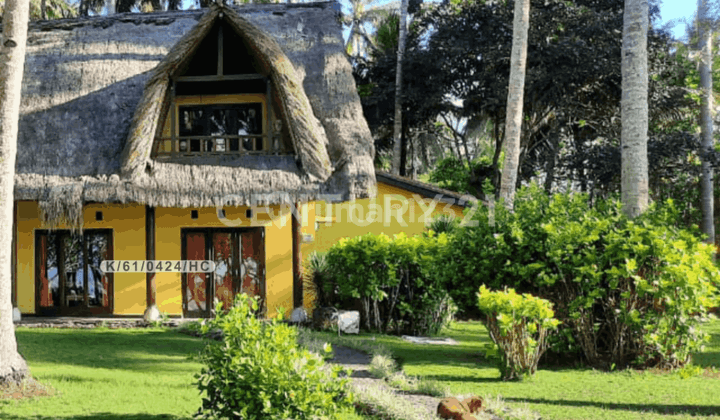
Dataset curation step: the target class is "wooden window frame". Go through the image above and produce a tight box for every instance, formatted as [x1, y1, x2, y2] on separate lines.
[34, 229, 114, 316]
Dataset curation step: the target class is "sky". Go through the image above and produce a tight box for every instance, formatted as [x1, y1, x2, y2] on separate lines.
[336, 0, 698, 43]
[657, 0, 697, 41]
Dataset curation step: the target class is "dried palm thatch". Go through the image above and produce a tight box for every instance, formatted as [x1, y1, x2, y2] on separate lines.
[14, 2, 376, 228]
[122, 3, 332, 183]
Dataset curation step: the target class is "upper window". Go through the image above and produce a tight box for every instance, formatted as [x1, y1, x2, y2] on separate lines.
[153, 20, 290, 159]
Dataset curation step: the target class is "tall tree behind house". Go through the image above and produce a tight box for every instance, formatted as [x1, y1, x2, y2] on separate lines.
[498, 0, 531, 209]
[391, 0, 408, 175]
[0, 0, 30, 386]
[698, 0, 715, 244]
[621, 0, 649, 218]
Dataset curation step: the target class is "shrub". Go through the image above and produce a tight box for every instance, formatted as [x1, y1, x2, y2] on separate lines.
[477, 285, 559, 380]
[324, 232, 456, 335]
[304, 251, 332, 308]
[368, 354, 397, 379]
[194, 294, 352, 420]
[438, 184, 720, 369]
[426, 214, 460, 235]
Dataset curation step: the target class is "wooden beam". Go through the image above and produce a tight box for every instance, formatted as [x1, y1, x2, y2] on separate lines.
[175, 74, 265, 82]
[217, 24, 224, 76]
[11, 201, 17, 308]
[292, 202, 303, 309]
[146, 206, 156, 307]
[171, 82, 177, 156]
[266, 78, 274, 153]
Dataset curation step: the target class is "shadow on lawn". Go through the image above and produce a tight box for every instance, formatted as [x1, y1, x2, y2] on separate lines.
[0, 414, 193, 420]
[15, 330, 204, 374]
[505, 397, 720, 417]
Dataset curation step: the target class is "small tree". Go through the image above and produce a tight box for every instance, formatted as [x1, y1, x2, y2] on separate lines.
[477, 285, 559, 381]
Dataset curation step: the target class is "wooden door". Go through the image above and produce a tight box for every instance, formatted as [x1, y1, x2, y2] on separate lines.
[35, 230, 113, 316]
[182, 228, 265, 317]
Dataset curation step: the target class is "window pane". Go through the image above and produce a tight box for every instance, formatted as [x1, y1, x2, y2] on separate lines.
[61, 234, 85, 308]
[87, 232, 111, 308]
[38, 234, 59, 308]
[178, 104, 263, 152]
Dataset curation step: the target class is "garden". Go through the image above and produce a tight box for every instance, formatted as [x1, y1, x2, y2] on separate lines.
[3, 187, 719, 420]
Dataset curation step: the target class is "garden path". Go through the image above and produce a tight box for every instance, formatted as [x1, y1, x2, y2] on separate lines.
[329, 345, 443, 417]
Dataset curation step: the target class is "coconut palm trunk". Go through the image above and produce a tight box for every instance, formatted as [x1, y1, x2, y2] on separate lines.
[498, 0, 531, 208]
[0, 0, 30, 386]
[698, 0, 715, 244]
[391, 0, 409, 175]
[620, 0, 649, 218]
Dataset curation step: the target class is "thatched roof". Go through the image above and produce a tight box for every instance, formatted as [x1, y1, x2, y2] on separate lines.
[14, 2, 375, 227]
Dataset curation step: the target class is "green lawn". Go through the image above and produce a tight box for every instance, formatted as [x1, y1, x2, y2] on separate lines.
[313, 318, 720, 420]
[2, 327, 367, 420]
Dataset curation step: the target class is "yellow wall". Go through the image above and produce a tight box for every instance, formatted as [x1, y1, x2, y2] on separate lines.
[16, 202, 296, 318]
[15, 201, 146, 315]
[15, 182, 467, 317]
[306, 182, 466, 256]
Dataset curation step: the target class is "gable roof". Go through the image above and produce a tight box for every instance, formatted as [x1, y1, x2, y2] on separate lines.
[14, 2, 375, 227]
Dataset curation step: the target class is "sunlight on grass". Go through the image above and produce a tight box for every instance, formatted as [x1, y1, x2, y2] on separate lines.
[313, 318, 720, 420]
[1, 328, 205, 420]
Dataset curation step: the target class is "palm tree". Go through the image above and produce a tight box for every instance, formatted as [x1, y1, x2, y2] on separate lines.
[0, 0, 30, 386]
[698, 0, 715, 243]
[391, 0, 408, 175]
[343, 0, 385, 59]
[620, 0, 649, 219]
[498, 0, 531, 208]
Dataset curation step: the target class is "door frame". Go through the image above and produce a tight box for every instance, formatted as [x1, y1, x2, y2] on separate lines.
[34, 229, 115, 316]
[181, 227, 265, 318]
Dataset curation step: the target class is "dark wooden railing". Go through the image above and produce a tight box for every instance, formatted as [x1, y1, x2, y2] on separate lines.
[155, 134, 288, 156]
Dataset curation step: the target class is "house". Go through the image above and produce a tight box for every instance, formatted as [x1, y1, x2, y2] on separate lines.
[11, 2, 376, 318]
[303, 170, 472, 258]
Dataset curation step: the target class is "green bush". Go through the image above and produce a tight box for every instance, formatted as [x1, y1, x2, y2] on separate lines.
[477, 285, 559, 380]
[194, 294, 352, 420]
[438, 184, 720, 369]
[324, 232, 456, 335]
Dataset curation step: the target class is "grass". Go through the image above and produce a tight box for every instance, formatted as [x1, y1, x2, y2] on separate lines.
[2, 327, 371, 420]
[308, 318, 720, 420]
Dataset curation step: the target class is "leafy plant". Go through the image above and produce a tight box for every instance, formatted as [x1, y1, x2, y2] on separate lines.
[438, 184, 720, 370]
[325, 232, 456, 335]
[477, 286, 559, 380]
[426, 214, 459, 235]
[194, 294, 352, 420]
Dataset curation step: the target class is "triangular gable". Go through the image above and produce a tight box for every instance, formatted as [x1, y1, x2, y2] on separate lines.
[121, 3, 332, 182]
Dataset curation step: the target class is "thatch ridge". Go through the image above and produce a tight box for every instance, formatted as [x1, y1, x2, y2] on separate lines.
[121, 3, 332, 182]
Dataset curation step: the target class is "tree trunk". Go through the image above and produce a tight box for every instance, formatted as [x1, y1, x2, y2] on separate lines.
[620, 0, 649, 219]
[399, 115, 408, 177]
[0, 0, 30, 386]
[699, 0, 715, 244]
[105, 0, 115, 15]
[391, 0, 409, 175]
[498, 0, 531, 209]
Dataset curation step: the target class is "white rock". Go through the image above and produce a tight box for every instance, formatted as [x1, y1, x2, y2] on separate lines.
[338, 311, 359, 334]
[290, 307, 308, 323]
[144, 304, 161, 322]
[12, 307, 21, 322]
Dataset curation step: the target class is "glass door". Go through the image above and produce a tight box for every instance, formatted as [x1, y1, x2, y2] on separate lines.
[182, 228, 265, 318]
[36, 230, 113, 316]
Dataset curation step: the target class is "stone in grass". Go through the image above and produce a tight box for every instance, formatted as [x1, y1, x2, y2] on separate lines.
[337, 311, 359, 334]
[437, 396, 484, 420]
[290, 307, 308, 323]
[143, 304, 161, 322]
[12, 308, 21, 322]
